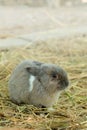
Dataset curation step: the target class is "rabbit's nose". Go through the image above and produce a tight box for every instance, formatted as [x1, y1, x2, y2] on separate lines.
[65, 78, 69, 87]
[62, 80, 69, 89]
[58, 80, 69, 90]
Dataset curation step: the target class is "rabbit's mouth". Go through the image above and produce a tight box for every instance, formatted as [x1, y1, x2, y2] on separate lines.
[57, 83, 69, 91]
[57, 78, 69, 91]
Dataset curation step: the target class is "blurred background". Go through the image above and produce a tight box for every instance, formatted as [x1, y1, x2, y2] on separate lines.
[0, 0, 87, 7]
[0, 0, 87, 48]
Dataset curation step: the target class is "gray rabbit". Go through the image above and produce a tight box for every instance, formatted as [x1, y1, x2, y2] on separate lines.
[8, 60, 69, 108]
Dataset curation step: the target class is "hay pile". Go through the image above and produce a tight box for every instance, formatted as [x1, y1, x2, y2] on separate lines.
[0, 36, 87, 130]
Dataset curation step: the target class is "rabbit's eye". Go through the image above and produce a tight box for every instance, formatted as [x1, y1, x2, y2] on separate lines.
[51, 74, 57, 79]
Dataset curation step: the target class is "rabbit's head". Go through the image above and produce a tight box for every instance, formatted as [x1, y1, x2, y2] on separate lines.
[26, 62, 69, 95]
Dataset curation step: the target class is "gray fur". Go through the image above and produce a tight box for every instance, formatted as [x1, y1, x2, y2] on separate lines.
[8, 60, 69, 107]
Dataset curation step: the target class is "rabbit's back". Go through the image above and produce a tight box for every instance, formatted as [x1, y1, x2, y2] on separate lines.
[8, 60, 33, 104]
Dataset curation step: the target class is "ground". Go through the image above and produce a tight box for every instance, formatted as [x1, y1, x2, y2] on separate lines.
[0, 6, 87, 37]
[0, 5, 87, 130]
[0, 36, 87, 130]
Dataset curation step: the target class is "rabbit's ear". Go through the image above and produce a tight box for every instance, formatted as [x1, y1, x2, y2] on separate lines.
[26, 66, 40, 76]
[33, 61, 43, 66]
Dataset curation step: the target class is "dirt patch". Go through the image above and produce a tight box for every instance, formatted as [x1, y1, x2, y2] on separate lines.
[0, 6, 87, 37]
